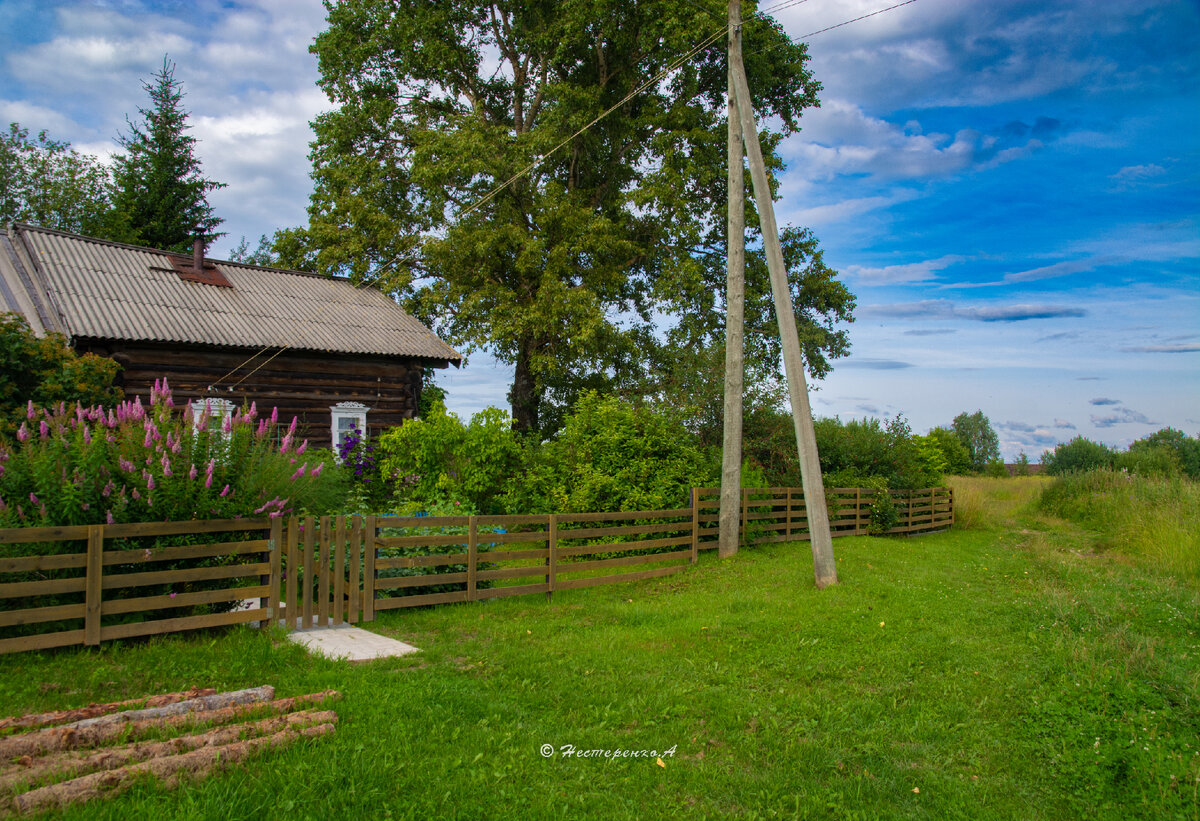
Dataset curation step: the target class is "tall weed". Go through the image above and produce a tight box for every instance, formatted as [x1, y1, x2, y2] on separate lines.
[1039, 470, 1200, 580]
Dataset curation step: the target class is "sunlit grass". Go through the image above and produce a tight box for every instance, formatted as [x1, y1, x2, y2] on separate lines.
[1038, 470, 1200, 581]
[0, 478, 1196, 820]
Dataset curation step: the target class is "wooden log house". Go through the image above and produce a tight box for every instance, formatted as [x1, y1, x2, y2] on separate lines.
[0, 223, 461, 450]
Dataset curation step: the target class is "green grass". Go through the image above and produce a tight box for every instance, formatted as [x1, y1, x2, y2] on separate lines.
[0, 480, 1197, 820]
[1038, 470, 1200, 581]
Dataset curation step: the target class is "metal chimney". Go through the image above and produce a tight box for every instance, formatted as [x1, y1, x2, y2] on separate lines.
[192, 237, 204, 272]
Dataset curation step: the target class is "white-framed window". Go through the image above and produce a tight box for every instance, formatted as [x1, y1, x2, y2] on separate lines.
[190, 398, 235, 433]
[330, 402, 370, 453]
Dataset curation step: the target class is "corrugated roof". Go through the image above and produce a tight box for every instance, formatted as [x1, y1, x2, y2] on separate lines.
[1, 224, 460, 362]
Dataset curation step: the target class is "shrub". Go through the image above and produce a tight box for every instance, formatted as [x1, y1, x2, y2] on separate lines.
[0, 378, 346, 529]
[1041, 437, 1116, 476]
[0, 312, 122, 440]
[815, 415, 945, 490]
[503, 392, 715, 514]
[1128, 428, 1200, 479]
[376, 404, 524, 515]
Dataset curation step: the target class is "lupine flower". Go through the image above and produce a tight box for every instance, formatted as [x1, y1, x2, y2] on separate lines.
[106, 510, 115, 525]
[160, 454, 172, 477]
[147, 475, 156, 490]
[82, 426, 91, 444]
[311, 462, 323, 478]
[290, 463, 308, 480]
[28, 492, 38, 505]
[16, 423, 29, 442]
[296, 439, 308, 456]
[256, 419, 269, 438]
[270, 406, 278, 424]
[287, 416, 297, 436]
[26, 401, 35, 420]
[219, 484, 231, 497]
[39, 421, 49, 439]
[188, 464, 198, 481]
[222, 414, 233, 433]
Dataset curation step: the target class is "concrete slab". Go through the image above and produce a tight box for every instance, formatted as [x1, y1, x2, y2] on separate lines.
[237, 600, 420, 662]
[285, 623, 420, 662]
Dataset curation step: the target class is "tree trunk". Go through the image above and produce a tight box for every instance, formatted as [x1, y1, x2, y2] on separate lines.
[510, 341, 539, 434]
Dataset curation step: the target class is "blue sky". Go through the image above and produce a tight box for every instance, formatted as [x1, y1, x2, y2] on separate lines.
[1, 0, 1196, 459]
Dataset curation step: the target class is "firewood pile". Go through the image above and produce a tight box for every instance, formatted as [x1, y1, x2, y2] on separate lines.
[0, 686, 339, 815]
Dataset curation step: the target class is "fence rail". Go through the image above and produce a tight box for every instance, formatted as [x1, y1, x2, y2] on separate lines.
[0, 486, 952, 653]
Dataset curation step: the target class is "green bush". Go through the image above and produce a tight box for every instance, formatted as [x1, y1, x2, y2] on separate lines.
[1128, 428, 1200, 479]
[814, 415, 945, 490]
[376, 403, 524, 515]
[503, 392, 715, 514]
[1041, 437, 1116, 476]
[0, 312, 122, 440]
[0, 378, 346, 529]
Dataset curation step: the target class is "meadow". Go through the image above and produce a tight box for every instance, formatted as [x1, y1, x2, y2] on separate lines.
[0, 476, 1195, 820]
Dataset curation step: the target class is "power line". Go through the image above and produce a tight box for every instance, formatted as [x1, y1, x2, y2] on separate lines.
[208, 0, 918, 392]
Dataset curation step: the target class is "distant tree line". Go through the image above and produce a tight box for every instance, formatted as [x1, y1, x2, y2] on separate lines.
[1042, 431, 1200, 480]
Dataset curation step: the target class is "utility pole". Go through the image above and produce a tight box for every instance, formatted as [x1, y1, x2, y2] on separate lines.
[718, 0, 746, 559]
[728, 15, 838, 588]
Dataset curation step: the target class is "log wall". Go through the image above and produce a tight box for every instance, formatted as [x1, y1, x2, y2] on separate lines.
[76, 341, 450, 450]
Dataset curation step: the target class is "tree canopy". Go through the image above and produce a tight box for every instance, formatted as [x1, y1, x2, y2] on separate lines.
[0, 123, 132, 239]
[283, 0, 853, 435]
[951, 410, 1001, 473]
[112, 57, 225, 251]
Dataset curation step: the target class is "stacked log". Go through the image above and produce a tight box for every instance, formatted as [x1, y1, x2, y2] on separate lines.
[0, 687, 340, 814]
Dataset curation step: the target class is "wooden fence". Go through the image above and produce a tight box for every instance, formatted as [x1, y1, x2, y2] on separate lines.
[693, 486, 954, 546]
[0, 486, 951, 653]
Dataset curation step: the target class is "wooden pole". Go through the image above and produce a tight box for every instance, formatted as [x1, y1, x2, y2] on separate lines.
[718, 0, 746, 559]
[728, 25, 838, 588]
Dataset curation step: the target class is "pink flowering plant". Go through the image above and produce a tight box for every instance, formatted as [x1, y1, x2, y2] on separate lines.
[0, 380, 348, 634]
[0, 378, 347, 529]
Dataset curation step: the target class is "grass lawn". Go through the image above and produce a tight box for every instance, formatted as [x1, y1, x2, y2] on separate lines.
[0, 478, 1196, 819]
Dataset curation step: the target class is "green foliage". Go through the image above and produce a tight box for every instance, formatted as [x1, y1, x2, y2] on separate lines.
[295, 0, 836, 435]
[227, 234, 277, 266]
[1014, 452, 1031, 476]
[950, 410, 1001, 473]
[111, 57, 225, 251]
[1039, 470, 1199, 579]
[1128, 427, 1200, 479]
[0, 123, 133, 239]
[0, 313, 123, 440]
[0, 378, 346, 529]
[376, 404, 524, 515]
[503, 392, 716, 514]
[814, 415, 945, 490]
[927, 426, 973, 475]
[1041, 436, 1117, 476]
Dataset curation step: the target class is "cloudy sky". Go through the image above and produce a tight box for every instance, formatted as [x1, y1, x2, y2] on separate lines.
[1, 0, 1196, 459]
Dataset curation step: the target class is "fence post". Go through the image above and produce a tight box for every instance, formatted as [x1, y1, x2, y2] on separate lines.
[785, 488, 793, 539]
[84, 524, 103, 646]
[690, 488, 699, 563]
[908, 491, 914, 532]
[854, 488, 862, 535]
[949, 488, 955, 528]
[333, 515, 346, 626]
[547, 514, 558, 602]
[349, 515, 362, 623]
[364, 515, 377, 622]
[467, 515, 478, 602]
[284, 516, 298, 630]
[317, 516, 330, 627]
[266, 517, 282, 630]
[740, 488, 747, 546]
[302, 516, 315, 629]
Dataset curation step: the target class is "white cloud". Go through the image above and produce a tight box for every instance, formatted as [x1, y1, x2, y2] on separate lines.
[844, 254, 966, 286]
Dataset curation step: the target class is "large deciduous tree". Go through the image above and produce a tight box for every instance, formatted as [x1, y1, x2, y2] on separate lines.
[112, 57, 225, 252]
[951, 410, 1001, 473]
[0, 123, 132, 240]
[288, 0, 852, 435]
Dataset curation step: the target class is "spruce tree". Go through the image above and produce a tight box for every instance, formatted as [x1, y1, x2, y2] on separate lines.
[112, 57, 224, 251]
